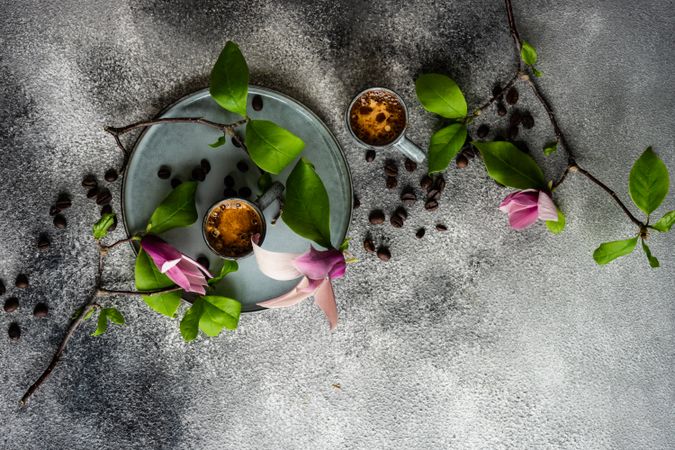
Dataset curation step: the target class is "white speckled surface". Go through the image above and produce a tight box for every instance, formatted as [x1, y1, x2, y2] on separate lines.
[0, 0, 674, 448]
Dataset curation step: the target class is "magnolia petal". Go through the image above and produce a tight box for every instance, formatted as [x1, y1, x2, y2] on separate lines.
[314, 279, 338, 330]
[508, 205, 539, 229]
[252, 238, 303, 281]
[257, 277, 314, 308]
[164, 266, 193, 292]
[160, 258, 182, 273]
[537, 192, 559, 222]
[292, 247, 346, 281]
[500, 190, 539, 213]
[141, 235, 183, 268]
[179, 254, 213, 278]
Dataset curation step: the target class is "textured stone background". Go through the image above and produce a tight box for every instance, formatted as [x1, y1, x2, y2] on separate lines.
[1, 0, 674, 448]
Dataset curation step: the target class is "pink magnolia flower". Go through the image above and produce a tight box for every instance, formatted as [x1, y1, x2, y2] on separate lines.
[141, 235, 212, 295]
[252, 237, 346, 330]
[499, 189, 558, 229]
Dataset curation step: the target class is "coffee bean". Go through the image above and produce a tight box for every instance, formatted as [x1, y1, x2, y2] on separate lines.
[420, 175, 432, 191]
[157, 165, 172, 179]
[171, 178, 182, 189]
[33, 303, 48, 318]
[433, 175, 446, 192]
[53, 214, 67, 229]
[196, 256, 210, 270]
[497, 102, 507, 116]
[191, 167, 206, 182]
[386, 176, 398, 189]
[49, 205, 61, 216]
[232, 136, 242, 147]
[86, 187, 99, 199]
[390, 214, 404, 228]
[100, 204, 113, 216]
[108, 216, 118, 233]
[376, 247, 391, 262]
[384, 160, 398, 177]
[96, 189, 112, 205]
[237, 161, 249, 173]
[404, 158, 417, 172]
[0, 280, 4, 295]
[200, 159, 211, 174]
[506, 86, 519, 105]
[368, 209, 385, 225]
[104, 168, 119, 182]
[506, 125, 519, 140]
[363, 237, 375, 253]
[436, 224, 448, 231]
[223, 188, 237, 198]
[521, 112, 535, 129]
[252, 94, 264, 111]
[395, 206, 408, 220]
[365, 149, 376, 162]
[37, 234, 50, 250]
[224, 175, 235, 188]
[238, 186, 252, 198]
[56, 193, 72, 209]
[415, 227, 426, 239]
[4, 297, 19, 313]
[492, 84, 503, 98]
[462, 146, 476, 159]
[456, 154, 469, 168]
[425, 199, 439, 211]
[509, 111, 522, 127]
[15, 274, 28, 289]
[8, 322, 20, 340]
[427, 189, 441, 201]
[476, 124, 490, 139]
[400, 190, 417, 206]
[82, 174, 97, 188]
[353, 194, 361, 209]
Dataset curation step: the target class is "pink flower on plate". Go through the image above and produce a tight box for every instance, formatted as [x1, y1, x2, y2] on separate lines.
[252, 236, 346, 330]
[141, 235, 212, 295]
[499, 189, 558, 229]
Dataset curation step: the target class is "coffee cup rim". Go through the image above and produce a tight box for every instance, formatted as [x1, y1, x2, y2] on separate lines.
[345, 86, 409, 149]
[202, 197, 266, 260]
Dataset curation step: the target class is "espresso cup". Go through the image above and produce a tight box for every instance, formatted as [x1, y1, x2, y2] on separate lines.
[345, 87, 426, 163]
[202, 181, 284, 259]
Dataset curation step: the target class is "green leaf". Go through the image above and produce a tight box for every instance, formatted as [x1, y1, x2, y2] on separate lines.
[592, 236, 638, 265]
[472, 141, 547, 190]
[135, 249, 182, 317]
[209, 135, 227, 148]
[245, 120, 305, 174]
[180, 299, 203, 342]
[339, 237, 350, 252]
[641, 240, 660, 268]
[628, 147, 669, 215]
[415, 74, 468, 119]
[282, 158, 332, 249]
[543, 141, 557, 156]
[521, 41, 538, 66]
[179, 296, 242, 341]
[257, 172, 273, 193]
[209, 41, 249, 117]
[105, 308, 125, 325]
[91, 310, 108, 336]
[208, 260, 239, 285]
[146, 181, 199, 235]
[427, 124, 467, 174]
[532, 68, 543, 78]
[93, 213, 116, 239]
[545, 208, 566, 234]
[651, 210, 675, 232]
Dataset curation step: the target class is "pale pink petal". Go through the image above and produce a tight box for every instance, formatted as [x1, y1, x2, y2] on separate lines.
[313, 279, 338, 330]
[251, 238, 303, 281]
[178, 255, 213, 278]
[160, 258, 182, 273]
[537, 192, 559, 222]
[257, 277, 315, 308]
[499, 191, 521, 212]
[164, 266, 193, 292]
[141, 235, 182, 268]
[508, 206, 539, 229]
[292, 247, 346, 280]
[500, 190, 539, 213]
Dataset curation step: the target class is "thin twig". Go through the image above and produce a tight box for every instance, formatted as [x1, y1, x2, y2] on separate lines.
[100, 237, 137, 251]
[504, 0, 523, 70]
[96, 286, 184, 297]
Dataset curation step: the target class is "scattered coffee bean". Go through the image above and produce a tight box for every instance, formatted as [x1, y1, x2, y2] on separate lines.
[505, 86, 519, 105]
[0, 280, 4, 295]
[33, 303, 48, 318]
[238, 186, 252, 198]
[223, 188, 237, 198]
[158, 165, 172, 179]
[232, 136, 242, 147]
[353, 194, 361, 209]
[8, 322, 20, 340]
[15, 274, 29, 289]
[390, 214, 404, 228]
[96, 189, 112, 205]
[377, 247, 391, 262]
[400, 190, 417, 206]
[86, 187, 99, 199]
[55, 193, 72, 210]
[171, 178, 182, 189]
[365, 149, 376, 162]
[368, 209, 385, 225]
[456, 153, 469, 168]
[420, 175, 432, 191]
[252, 94, 264, 111]
[237, 161, 249, 172]
[395, 206, 408, 220]
[427, 189, 441, 201]
[384, 160, 398, 177]
[108, 216, 118, 232]
[404, 158, 417, 172]
[462, 145, 476, 159]
[436, 224, 448, 231]
[497, 102, 507, 116]
[200, 159, 211, 174]
[506, 125, 519, 140]
[509, 110, 522, 127]
[363, 237, 375, 253]
[521, 112, 535, 129]
[492, 84, 503, 98]
[433, 175, 446, 192]
[224, 175, 235, 188]
[37, 234, 50, 250]
[416, 227, 426, 239]
[191, 167, 206, 182]
[53, 214, 67, 229]
[4, 297, 19, 313]
[386, 176, 398, 189]
[49, 205, 61, 216]
[196, 256, 210, 270]
[100, 204, 113, 216]
[425, 199, 439, 211]
[104, 168, 119, 182]
[476, 124, 490, 139]
[82, 174, 97, 188]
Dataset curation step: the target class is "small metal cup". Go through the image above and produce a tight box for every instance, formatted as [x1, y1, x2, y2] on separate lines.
[345, 87, 426, 163]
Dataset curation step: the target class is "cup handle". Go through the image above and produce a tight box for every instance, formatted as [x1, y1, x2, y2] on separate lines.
[393, 136, 426, 163]
[257, 181, 285, 211]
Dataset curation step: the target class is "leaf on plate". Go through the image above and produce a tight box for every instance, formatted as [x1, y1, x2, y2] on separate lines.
[208, 260, 239, 285]
[135, 249, 182, 317]
[146, 181, 199, 235]
[245, 120, 305, 174]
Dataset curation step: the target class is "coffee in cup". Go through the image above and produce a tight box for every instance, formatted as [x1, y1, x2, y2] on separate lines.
[349, 89, 406, 146]
[204, 199, 264, 258]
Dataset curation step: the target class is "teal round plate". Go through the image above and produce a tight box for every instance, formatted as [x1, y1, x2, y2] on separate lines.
[122, 87, 352, 312]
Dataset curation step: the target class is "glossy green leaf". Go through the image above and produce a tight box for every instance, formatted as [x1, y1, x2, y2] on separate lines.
[135, 249, 182, 317]
[208, 260, 239, 285]
[93, 213, 116, 240]
[209, 135, 227, 148]
[628, 147, 669, 215]
[543, 141, 557, 156]
[415, 74, 467, 119]
[427, 123, 467, 174]
[245, 120, 305, 174]
[641, 240, 660, 268]
[179, 296, 241, 341]
[105, 308, 125, 325]
[545, 208, 565, 234]
[209, 41, 249, 117]
[83, 308, 95, 321]
[532, 68, 543, 78]
[339, 237, 350, 252]
[592, 236, 638, 265]
[472, 141, 547, 190]
[521, 41, 538, 66]
[146, 181, 199, 235]
[651, 210, 675, 232]
[282, 158, 332, 249]
[180, 299, 203, 342]
[91, 310, 108, 336]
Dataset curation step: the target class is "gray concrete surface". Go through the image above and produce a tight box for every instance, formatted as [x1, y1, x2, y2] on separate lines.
[1, 0, 674, 448]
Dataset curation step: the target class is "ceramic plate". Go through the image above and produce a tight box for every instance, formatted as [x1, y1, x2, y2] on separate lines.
[122, 87, 352, 311]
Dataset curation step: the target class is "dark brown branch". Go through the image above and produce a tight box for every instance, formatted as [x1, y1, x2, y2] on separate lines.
[96, 286, 183, 297]
[504, 0, 523, 70]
